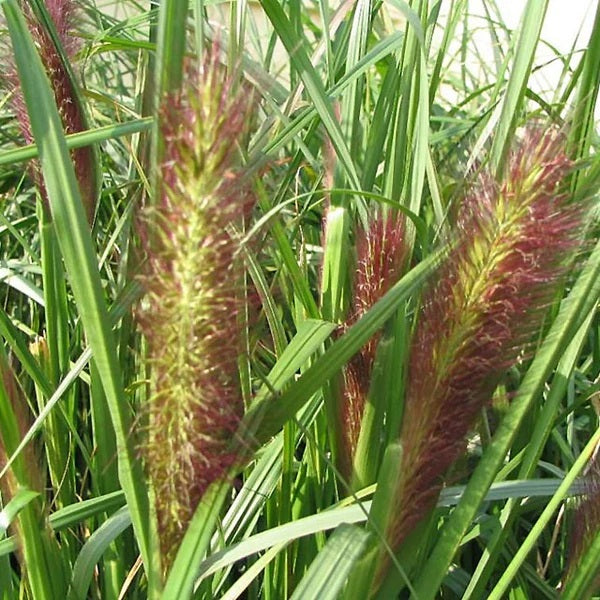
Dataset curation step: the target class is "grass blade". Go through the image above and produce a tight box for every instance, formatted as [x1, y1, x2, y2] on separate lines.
[289, 524, 370, 600]
[244, 247, 444, 446]
[413, 236, 600, 599]
[488, 0, 549, 173]
[2, 1, 160, 593]
[490, 426, 600, 599]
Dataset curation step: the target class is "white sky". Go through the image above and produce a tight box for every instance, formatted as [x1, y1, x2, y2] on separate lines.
[497, 0, 595, 41]
[433, 0, 598, 118]
[475, 0, 596, 93]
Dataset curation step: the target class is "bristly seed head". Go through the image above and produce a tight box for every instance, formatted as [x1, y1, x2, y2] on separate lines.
[387, 126, 584, 553]
[137, 47, 255, 567]
[339, 212, 406, 474]
[2, 0, 96, 223]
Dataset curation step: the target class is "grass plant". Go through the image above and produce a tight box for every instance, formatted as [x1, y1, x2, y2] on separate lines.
[0, 0, 599, 598]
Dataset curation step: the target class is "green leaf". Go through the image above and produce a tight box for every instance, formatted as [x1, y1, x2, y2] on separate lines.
[161, 483, 231, 599]
[258, 0, 360, 190]
[0, 492, 126, 559]
[160, 318, 336, 598]
[0, 488, 40, 537]
[0, 344, 67, 599]
[345, 443, 412, 600]
[490, 425, 600, 599]
[290, 524, 371, 600]
[196, 477, 584, 584]
[244, 248, 444, 446]
[69, 506, 131, 600]
[561, 524, 600, 600]
[0, 283, 144, 483]
[150, 0, 189, 179]
[488, 0, 549, 173]
[2, 1, 160, 594]
[463, 311, 594, 599]
[0, 118, 153, 167]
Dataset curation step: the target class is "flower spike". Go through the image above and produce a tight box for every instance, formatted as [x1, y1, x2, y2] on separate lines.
[339, 212, 406, 475]
[387, 126, 583, 557]
[137, 48, 255, 565]
[3, 0, 97, 223]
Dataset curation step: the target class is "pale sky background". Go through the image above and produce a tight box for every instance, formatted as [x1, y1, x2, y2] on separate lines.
[496, 0, 595, 39]
[434, 1, 598, 118]
[206, 1, 599, 118]
[492, 0, 596, 92]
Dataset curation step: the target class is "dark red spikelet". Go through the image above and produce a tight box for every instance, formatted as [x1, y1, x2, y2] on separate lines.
[388, 127, 583, 550]
[339, 212, 406, 473]
[3, 0, 96, 223]
[137, 47, 255, 566]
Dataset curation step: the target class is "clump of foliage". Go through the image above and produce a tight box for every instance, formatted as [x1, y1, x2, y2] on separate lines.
[1, 0, 600, 599]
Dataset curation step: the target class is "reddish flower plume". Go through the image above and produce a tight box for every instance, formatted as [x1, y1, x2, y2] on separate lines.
[387, 127, 583, 551]
[138, 48, 255, 565]
[339, 212, 406, 474]
[3, 0, 97, 224]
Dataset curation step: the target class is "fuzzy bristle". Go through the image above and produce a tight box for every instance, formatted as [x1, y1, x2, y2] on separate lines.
[339, 212, 406, 471]
[138, 49, 254, 565]
[3, 0, 95, 223]
[388, 127, 583, 551]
